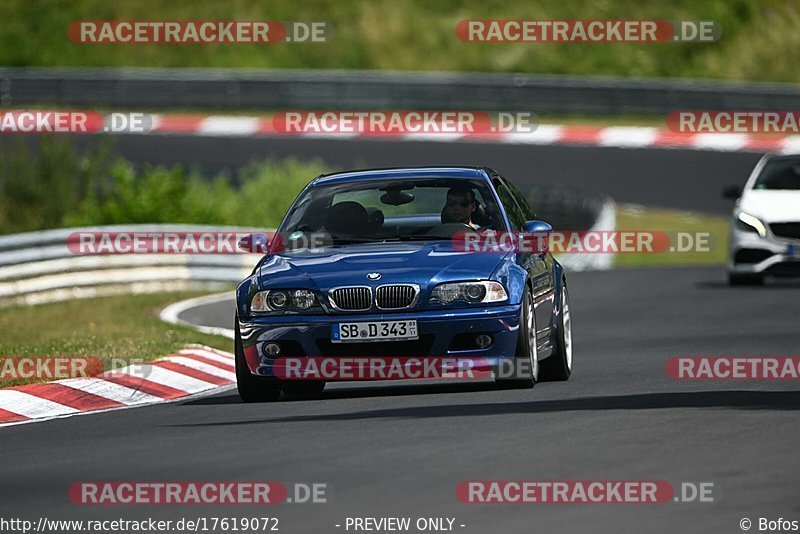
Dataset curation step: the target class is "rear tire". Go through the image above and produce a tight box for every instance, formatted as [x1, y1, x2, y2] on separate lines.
[235, 319, 281, 403]
[495, 286, 537, 389]
[539, 279, 572, 382]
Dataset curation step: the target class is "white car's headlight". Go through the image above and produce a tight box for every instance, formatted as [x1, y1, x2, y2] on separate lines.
[251, 289, 316, 312]
[736, 212, 768, 237]
[430, 281, 507, 304]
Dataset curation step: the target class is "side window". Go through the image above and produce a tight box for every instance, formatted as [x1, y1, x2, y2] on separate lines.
[494, 179, 526, 231]
[504, 179, 536, 220]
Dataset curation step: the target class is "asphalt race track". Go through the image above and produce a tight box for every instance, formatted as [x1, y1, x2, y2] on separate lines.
[1, 137, 798, 533]
[2, 266, 799, 533]
[1, 133, 764, 214]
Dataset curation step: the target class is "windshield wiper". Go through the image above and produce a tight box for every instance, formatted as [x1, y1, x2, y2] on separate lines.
[332, 238, 387, 245]
[395, 235, 452, 241]
[330, 235, 453, 245]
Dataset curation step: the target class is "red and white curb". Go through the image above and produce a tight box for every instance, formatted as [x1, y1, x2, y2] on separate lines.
[0, 344, 234, 428]
[136, 114, 800, 154]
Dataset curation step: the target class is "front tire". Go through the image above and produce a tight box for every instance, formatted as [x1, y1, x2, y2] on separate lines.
[539, 278, 572, 381]
[495, 286, 537, 389]
[281, 380, 326, 398]
[235, 319, 281, 402]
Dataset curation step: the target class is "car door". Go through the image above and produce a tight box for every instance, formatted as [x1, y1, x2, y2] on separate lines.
[494, 175, 555, 349]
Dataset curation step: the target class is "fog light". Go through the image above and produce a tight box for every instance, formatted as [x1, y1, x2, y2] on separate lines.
[263, 343, 281, 357]
[476, 334, 493, 349]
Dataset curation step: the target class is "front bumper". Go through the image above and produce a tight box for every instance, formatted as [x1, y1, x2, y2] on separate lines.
[238, 305, 522, 377]
[728, 227, 800, 277]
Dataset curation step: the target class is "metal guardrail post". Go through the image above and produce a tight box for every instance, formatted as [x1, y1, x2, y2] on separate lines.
[2, 67, 800, 115]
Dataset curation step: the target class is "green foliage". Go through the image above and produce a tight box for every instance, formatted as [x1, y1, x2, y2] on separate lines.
[0, 137, 114, 233]
[0, 137, 327, 233]
[0, 0, 798, 82]
[237, 158, 328, 227]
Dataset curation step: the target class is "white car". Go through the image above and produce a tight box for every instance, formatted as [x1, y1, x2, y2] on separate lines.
[724, 154, 800, 285]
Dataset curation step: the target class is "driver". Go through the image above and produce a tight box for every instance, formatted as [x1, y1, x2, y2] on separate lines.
[442, 186, 480, 229]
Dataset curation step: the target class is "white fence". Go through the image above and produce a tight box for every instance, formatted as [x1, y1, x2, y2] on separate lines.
[0, 225, 265, 307]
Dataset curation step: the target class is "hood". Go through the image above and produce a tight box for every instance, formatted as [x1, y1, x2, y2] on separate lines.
[256, 242, 508, 292]
[739, 190, 800, 223]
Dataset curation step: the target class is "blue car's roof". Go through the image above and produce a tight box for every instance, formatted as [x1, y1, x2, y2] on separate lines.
[311, 166, 494, 186]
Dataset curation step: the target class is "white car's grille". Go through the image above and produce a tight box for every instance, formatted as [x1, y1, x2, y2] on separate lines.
[770, 223, 800, 240]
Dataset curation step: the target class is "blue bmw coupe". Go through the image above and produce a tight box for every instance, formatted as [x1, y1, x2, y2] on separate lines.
[235, 166, 572, 401]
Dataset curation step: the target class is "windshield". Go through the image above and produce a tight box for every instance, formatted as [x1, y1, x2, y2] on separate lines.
[753, 159, 800, 190]
[279, 177, 506, 246]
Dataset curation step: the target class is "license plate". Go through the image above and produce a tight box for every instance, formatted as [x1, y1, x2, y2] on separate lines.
[788, 244, 800, 258]
[332, 320, 418, 343]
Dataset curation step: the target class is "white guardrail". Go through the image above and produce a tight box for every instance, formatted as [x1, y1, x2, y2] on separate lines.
[0, 225, 266, 307]
[0, 209, 615, 308]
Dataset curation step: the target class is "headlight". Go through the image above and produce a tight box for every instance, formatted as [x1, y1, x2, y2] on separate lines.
[736, 212, 768, 237]
[268, 291, 288, 309]
[431, 281, 507, 304]
[290, 289, 315, 310]
[251, 289, 317, 312]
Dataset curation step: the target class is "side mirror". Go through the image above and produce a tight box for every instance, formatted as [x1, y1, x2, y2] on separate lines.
[521, 220, 552, 254]
[522, 220, 553, 234]
[237, 233, 271, 253]
[722, 185, 742, 200]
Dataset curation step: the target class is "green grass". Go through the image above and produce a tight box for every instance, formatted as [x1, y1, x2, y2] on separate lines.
[614, 204, 729, 267]
[0, 291, 232, 387]
[2, 0, 799, 83]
